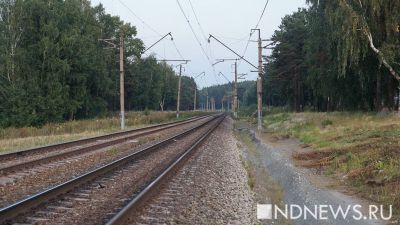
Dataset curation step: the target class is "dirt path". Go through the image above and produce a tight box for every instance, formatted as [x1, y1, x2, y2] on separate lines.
[236, 122, 392, 225]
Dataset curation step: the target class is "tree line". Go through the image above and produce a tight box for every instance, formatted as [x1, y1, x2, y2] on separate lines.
[0, 0, 196, 128]
[264, 0, 400, 112]
[198, 81, 256, 110]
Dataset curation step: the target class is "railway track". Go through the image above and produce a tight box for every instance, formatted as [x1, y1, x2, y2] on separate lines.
[0, 114, 225, 224]
[106, 114, 225, 225]
[0, 114, 210, 175]
[0, 114, 214, 207]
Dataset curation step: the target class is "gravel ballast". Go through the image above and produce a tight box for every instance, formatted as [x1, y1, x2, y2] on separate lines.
[129, 118, 255, 225]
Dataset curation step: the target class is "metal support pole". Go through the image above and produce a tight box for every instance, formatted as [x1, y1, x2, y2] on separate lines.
[119, 32, 125, 130]
[193, 85, 197, 111]
[177, 64, 182, 119]
[206, 93, 209, 112]
[234, 61, 238, 118]
[254, 29, 263, 130]
[227, 97, 230, 112]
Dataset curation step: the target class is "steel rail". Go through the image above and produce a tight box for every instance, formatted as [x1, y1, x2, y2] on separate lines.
[0, 114, 223, 223]
[0, 114, 211, 161]
[0, 115, 213, 174]
[106, 115, 225, 225]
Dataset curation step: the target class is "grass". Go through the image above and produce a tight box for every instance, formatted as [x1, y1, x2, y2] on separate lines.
[239, 154, 256, 190]
[0, 111, 208, 153]
[262, 111, 400, 215]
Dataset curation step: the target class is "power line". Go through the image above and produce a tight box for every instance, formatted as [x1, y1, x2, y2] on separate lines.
[187, 0, 217, 72]
[188, 0, 208, 42]
[116, 0, 186, 67]
[255, 0, 270, 29]
[239, 0, 271, 67]
[172, 40, 185, 60]
[176, 0, 221, 85]
[213, 35, 249, 42]
[176, 0, 210, 62]
[117, 0, 162, 37]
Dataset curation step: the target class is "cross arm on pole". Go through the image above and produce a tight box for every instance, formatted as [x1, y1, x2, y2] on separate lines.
[156, 59, 190, 63]
[208, 34, 258, 69]
[213, 58, 239, 66]
[194, 71, 205, 79]
[143, 32, 173, 53]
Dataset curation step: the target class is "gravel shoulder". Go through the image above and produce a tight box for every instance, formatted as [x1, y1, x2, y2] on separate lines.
[237, 121, 389, 225]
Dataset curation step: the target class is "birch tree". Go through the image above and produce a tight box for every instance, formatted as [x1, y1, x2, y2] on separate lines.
[307, 0, 400, 80]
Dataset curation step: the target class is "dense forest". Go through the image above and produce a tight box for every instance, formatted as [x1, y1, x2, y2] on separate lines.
[0, 0, 196, 127]
[264, 0, 400, 111]
[1, 0, 399, 128]
[198, 81, 256, 110]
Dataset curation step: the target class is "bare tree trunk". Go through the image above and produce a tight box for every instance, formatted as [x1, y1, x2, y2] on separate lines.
[159, 95, 165, 111]
[4, 0, 23, 84]
[365, 31, 400, 81]
[340, 0, 400, 81]
[6, 1, 11, 82]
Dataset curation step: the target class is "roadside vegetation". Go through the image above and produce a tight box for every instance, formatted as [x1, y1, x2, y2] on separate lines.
[258, 110, 400, 214]
[0, 111, 206, 153]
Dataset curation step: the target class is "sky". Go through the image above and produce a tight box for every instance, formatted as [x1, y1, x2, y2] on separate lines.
[91, 0, 308, 88]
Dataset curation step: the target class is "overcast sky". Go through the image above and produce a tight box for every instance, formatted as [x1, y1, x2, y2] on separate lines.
[91, 0, 307, 88]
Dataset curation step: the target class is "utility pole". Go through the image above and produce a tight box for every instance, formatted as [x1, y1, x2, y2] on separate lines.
[206, 92, 209, 111]
[119, 32, 125, 129]
[194, 87, 197, 111]
[99, 33, 126, 130]
[100, 32, 173, 130]
[234, 61, 238, 118]
[193, 72, 205, 111]
[213, 59, 242, 118]
[208, 34, 257, 119]
[210, 97, 215, 111]
[213, 98, 216, 111]
[258, 30, 263, 130]
[251, 29, 263, 130]
[177, 64, 182, 119]
[156, 60, 190, 119]
[227, 95, 230, 112]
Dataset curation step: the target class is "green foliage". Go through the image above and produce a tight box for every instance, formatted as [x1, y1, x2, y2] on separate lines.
[0, 0, 194, 128]
[265, 9, 310, 112]
[265, 1, 400, 112]
[199, 80, 256, 110]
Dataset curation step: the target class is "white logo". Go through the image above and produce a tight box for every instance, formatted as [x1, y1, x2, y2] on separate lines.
[257, 204, 393, 221]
